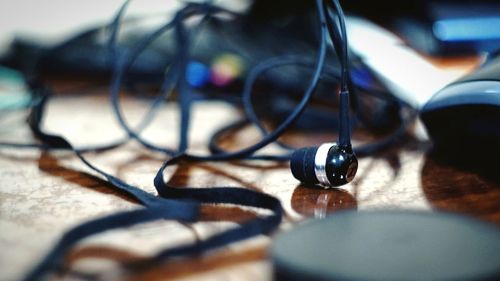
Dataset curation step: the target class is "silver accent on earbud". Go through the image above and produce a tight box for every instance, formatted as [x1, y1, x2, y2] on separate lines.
[314, 143, 335, 187]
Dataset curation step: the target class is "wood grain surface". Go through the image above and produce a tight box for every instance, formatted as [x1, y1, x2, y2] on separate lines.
[1, 90, 499, 281]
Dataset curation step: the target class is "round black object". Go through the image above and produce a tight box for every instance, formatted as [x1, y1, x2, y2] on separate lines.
[272, 211, 500, 281]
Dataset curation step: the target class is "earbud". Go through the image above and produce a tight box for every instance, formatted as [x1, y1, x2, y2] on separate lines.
[290, 91, 358, 187]
[290, 0, 358, 188]
[290, 143, 357, 187]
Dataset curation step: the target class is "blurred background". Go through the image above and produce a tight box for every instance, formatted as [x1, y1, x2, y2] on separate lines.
[0, 0, 498, 157]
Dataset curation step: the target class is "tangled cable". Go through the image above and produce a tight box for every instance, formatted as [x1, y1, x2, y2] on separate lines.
[0, 0, 416, 280]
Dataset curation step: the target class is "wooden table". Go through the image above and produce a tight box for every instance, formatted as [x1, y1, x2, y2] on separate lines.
[1, 80, 499, 280]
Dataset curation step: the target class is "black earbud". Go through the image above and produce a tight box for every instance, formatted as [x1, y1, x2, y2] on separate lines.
[290, 142, 357, 187]
[289, 0, 358, 187]
[290, 91, 358, 187]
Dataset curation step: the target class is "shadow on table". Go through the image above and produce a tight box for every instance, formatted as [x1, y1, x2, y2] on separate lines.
[65, 243, 267, 281]
[38, 152, 140, 204]
[36, 151, 276, 280]
[421, 149, 500, 225]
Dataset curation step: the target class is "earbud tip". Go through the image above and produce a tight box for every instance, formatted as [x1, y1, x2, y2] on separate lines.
[290, 147, 319, 185]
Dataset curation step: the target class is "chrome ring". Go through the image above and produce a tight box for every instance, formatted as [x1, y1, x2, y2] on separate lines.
[314, 143, 335, 187]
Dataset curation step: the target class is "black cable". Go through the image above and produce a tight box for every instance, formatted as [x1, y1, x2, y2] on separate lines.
[204, 0, 413, 159]
[324, 0, 350, 92]
[240, 56, 342, 152]
[0, 1, 418, 280]
[109, 3, 238, 155]
[179, 0, 328, 162]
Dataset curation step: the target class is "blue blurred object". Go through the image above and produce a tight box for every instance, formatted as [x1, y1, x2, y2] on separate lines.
[0, 66, 32, 110]
[186, 61, 210, 88]
[433, 17, 500, 43]
[396, 1, 500, 55]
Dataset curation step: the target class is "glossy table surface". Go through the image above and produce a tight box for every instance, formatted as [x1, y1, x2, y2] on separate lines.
[1, 78, 499, 280]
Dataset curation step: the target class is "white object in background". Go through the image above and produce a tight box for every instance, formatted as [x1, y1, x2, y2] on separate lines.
[0, 0, 169, 54]
[345, 16, 464, 109]
[0, 0, 251, 56]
